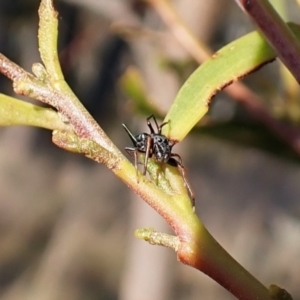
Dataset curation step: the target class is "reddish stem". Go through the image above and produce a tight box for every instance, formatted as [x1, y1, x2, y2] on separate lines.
[236, 0, 300, 83]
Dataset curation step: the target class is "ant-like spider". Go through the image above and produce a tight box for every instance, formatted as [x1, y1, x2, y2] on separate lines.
[122, 115, 195, 207]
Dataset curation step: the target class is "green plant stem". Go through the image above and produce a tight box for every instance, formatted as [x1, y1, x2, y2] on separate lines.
[52, 130, 193, 216]
[236, 0, 300, 84]
[178, 222, 271, 300]
[38, 0, 64, 83]
[37, 0, 119, 154]
[53, 130, 275, 300]
[135, 208, 271, 299]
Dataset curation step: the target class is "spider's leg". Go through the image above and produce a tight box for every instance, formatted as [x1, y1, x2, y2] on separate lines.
[177, 164, 195, 208]
[122, 124, 137, 146]
[169, 155, 195, 208]
[143, 135, 153, 175]
[158, 121, 169, 134]
[125, 147, 139, 181]
[169, 153, 182, 165]
[147, 115, 170, 134]
[146, 115, 156, 134]
[125, 147, 135, 157]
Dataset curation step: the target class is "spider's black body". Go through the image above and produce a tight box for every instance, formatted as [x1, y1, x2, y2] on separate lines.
[122, 115, 195, 206]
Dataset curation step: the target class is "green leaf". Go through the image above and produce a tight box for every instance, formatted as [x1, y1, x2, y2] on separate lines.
[0, 93, 69, 130]
[163, 23, 300, 141]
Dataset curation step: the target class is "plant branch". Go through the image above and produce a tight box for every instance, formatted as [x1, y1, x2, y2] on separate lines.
[0, 1, 292, 299]
[135, 213, 272, 300]
[0, 0, 194, 224]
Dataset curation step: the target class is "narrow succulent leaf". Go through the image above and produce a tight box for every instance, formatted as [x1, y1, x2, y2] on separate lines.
[0, 93, 68, 130]
[163, 23, 300, 141]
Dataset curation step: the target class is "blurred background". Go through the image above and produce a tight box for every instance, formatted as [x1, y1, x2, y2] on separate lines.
[0, 0, 300, 299]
